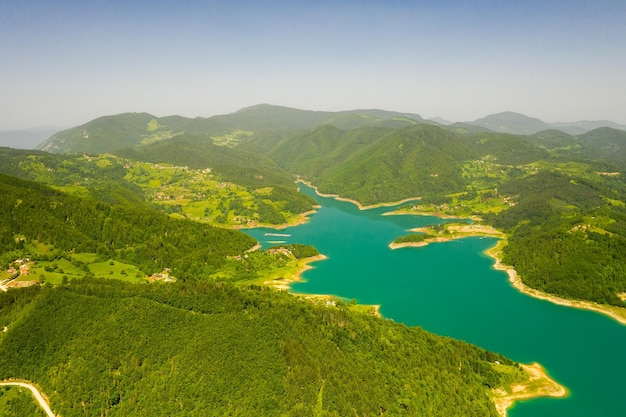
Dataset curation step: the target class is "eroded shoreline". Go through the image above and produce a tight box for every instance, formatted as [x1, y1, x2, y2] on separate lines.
[389, 224, 504, 249]
[491, 363, 567, 417]
[233, 208, 320, 230]
[486, 240, 626, 326]
[297, 180, 420, 210]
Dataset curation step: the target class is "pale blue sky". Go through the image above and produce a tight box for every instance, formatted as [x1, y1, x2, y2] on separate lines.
[1, 0, 625, 129]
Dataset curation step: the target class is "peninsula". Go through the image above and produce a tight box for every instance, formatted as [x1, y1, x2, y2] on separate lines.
[491, 363, 567, 417]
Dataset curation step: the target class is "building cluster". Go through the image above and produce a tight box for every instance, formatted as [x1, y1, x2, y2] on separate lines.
[149, 268, 176, 282]
[267, 247, 293, 258]
[2, 259, 39, 289]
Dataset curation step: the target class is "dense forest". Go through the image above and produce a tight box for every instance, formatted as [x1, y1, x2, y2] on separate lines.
[0, 147, 316, 227]
[0, 173, 257, 280]
[483, 171, 626, 305]
[264, 124, 474, 204]
[0, 281, 522, 417]
[14, 109, 626, 306]
[2, 106, 626, 414]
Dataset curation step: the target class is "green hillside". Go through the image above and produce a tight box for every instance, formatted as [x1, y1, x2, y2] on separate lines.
[577, 127, 626, 164]
[265, 125, 388, 178]
[0, 168, 531, 417]
[0, 146, 316, 228]
[461, 132, 551, 165]
[115, 134, 317, 225]
[0, 174, 256, 281]
[212, 104, 427, 131]
[0, 147, 146, 206]
[37, 113, 161, 154]
[317, 125, 472, 204]
[35, 105, 428, 155]
[0, 280, 523, 417]
[387, 127, 626, 308]
[527, 127, 626, 165]
[266, 124, 473, 204]
[485, 170, 626, 305]
[466, 111, 552, 135]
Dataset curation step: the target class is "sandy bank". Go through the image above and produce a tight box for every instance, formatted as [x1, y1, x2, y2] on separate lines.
[264, 254, 328, 291]
[297, 180, 419, 210]
[263, 253, 381, 317]
[232, 208, 319, 230]
[382, 210, 474, 220]
[486, 241, 626, 326]
[389, 224, 503, 249]
[245, 244, 262, 252]
[491, 363, 567, 417]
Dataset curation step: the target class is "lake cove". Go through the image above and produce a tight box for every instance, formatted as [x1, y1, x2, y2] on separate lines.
[244, 183, 626, 417]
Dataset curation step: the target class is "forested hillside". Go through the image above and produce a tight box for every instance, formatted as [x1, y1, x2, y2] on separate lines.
[485, 171, 626, 305]
[0, 281, 523, 417]
[266, 124, 473, 204]
[23, 110, 626, 308]
[389, 127, 626, 308]
[0, 174, 256, 280]
[0, 146, 316, 227]
[36, 105, 428, 155]
[4, 106, 626, 414]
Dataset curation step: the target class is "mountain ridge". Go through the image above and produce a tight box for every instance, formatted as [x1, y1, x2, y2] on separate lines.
[36, 105, 626, 153]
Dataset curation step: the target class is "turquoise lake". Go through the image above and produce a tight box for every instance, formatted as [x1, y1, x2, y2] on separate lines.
[245, 184, 626, 417]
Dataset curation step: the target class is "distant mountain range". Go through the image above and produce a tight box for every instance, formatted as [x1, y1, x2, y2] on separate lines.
[36, 104, 430, 154]
[32, 104, 626, 153]
[463, 111, 626, 135]
[5, 101, 626, 312]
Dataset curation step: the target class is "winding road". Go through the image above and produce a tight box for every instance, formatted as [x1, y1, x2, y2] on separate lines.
[0, 381, 55, 417]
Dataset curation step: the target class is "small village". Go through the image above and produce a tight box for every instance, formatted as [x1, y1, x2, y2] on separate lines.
[148, 267, 176, 283]
[1, 259, 177, 290]
[1, 258, 40, 291]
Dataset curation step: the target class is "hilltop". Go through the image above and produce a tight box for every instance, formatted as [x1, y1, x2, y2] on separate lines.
[35, 105, 625, 154]
[36, 105, 429, 154]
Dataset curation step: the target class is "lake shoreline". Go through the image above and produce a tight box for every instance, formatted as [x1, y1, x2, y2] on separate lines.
[233, 208, 320, 230]
[383, 209, 481, 221]
[386, 210, 626, 326]
[263, 253, 329, 291]
[486, 240, 626, 326]
[296, 180, 420, 210]
[263, 253, 381, 317]
[491, 363, 568, 417]
[389, 224, 504, 249]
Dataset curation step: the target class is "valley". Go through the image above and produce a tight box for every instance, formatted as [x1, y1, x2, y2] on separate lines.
[1, 104, 625, 416]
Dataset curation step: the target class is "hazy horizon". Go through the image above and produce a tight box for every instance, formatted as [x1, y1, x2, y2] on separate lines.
[2, 0, 625, 130]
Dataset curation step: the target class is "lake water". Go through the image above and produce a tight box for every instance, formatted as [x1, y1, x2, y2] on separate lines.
[245, 184, 626, 417]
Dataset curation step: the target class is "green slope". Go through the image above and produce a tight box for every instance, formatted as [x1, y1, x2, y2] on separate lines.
[0, 281, 522, 417]
[0, 145, 316, 228]
[37, 113, 159, 154]
[466, 111, 552, 135]
[0, 174, 255, 280]
[577, 127, 626, 164]
[214, 104, 427, 131]
[35, 105, 428, 155]
[266, 124, 473, 205]
[484, 170, 626, 305]
[462, 132, 551, 165]
[527, 127, 626, 166]
[316, 125, 472, 204]
[266, 125, 388, 178]
[116, 134, 294, 188]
